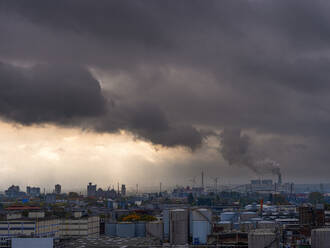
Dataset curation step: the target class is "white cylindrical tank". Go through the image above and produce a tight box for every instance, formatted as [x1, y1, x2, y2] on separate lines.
[116, 222, 135, 238]
[240, 221, 254, 232]
[250, 217, 263, 225]
[192, 220, 211, 244]
[170, 209, 188, 245]
[311, 228, 330, 248]
[191, 208, 212, 222]
[191, 208, 212, 240]
[257, 221, 276, 230]
[220, 212, 238, 222]
[240, 211, 258, 221]
[248, 229, 278, 248]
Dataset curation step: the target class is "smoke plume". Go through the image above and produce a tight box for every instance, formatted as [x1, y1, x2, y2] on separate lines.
[220, 128, 281, 176]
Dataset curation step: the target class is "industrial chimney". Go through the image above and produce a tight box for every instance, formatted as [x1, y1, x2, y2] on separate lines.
[278, 173, 282, 185]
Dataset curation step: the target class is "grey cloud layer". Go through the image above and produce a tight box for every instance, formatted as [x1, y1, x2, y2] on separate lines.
[1, 0, 330, 178]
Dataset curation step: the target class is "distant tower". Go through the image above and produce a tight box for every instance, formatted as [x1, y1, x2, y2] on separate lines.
[121, 184, 126, 196]
[201, 171, 204, 188]
[278, 173, 282, 185]
[214, 177, 218, 193]
[55, 184, 61, 195]
[87, 182, 96, 197]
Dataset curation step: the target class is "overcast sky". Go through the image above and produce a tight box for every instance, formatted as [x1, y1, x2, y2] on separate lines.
[0, 0, 330, 191]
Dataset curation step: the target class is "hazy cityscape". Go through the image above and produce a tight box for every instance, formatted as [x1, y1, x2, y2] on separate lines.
[0, 174, 327, 247]
[2, 0, 330, 247]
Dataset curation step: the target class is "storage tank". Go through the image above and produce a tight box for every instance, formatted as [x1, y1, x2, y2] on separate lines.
[135, 222, 146, 237]
[170, 209, 189, 245]
[257, 221, 276, 230]
[191, 208, 212, 222]
[311, 228, 330, 248]
[217, 221, 232, 231]
[191, 208, 212, 242]
[240, 211, 258, 221]
[240, 221, 255, 232]
[192, 220, 211, 244]
[220, 212, 238, 222]
[146, 221, 163, 240]
[116, 222, 135, 238]
[105, 223, 117, 237]
[162, 209, 170, 241]
[248, 229, 278, 248]
[250, 217, 263, 225]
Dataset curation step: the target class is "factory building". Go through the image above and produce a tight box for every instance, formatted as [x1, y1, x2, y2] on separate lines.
[0, 218, 60, 238]
[60, 215, 99, 238]
[246, 175, 294, 194]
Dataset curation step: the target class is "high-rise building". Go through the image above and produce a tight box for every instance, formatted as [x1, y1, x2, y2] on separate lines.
[5, 185, 25, 198]
[87, 182, 97, 197]
[26, 186, 41, 197]
[121, 184, 126, 196]
[55, 184, 61, 195]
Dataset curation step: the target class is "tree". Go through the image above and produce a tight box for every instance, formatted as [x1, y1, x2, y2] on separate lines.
[68, 192, 79, 198]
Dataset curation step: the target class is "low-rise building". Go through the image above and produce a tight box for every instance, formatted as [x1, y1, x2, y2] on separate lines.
[60, 216, 99, 238]
[0, 218, 60, 238]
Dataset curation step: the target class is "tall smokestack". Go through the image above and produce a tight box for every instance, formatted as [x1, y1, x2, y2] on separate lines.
[201, 171, 204, 188]
[278, 173, 282, 185]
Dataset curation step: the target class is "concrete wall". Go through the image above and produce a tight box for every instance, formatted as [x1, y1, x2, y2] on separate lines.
[12, 238, 53, 248]
[116, 222, 135, 238]
[146, 221, 163, 240]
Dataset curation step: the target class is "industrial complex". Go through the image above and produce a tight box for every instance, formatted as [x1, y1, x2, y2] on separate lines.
[0, 174, 327, 248]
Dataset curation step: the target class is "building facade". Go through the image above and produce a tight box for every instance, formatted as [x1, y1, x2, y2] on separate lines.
[87, 183, 97, 198]
[0, 218, 60, 238]
[60, 216, 99, 238]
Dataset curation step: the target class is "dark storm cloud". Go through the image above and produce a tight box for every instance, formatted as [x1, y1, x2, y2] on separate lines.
[88, 103, 202, 149]
[0, 63, 106, 124]
[0, 63, 202, 149]
[1, 0, 330, 177]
